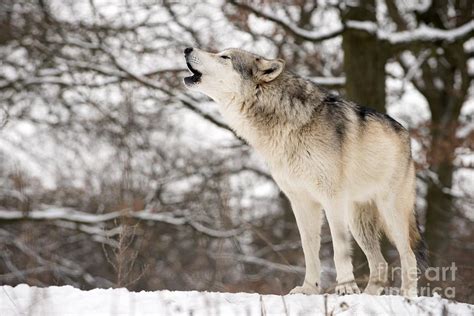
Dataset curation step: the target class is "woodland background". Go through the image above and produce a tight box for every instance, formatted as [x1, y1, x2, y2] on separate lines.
[0, 0, 473, 303]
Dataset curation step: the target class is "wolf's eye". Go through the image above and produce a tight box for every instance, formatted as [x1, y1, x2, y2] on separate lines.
[220, 55, 231, 60]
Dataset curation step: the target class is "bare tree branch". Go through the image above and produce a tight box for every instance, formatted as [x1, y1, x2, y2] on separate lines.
[228, 0, 343, 42]
[0, 208, 245, 238]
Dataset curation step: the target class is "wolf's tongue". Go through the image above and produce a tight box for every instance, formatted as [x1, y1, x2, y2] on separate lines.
[184, 62, 202, 85]
[184, 72, 201, 85]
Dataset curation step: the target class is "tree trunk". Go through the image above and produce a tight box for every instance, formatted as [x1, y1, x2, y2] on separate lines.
[424, 166, 454, 266]
[0, 1, 14, 45]
[342, 0, 387, 113]
[413, 0, 472, 267]
[423, 115, 459, 266]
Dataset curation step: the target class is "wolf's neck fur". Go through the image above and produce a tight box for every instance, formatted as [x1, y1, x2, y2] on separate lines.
[233, 72, 324, 134]
[219, 72, 326, 157]
[258, 72, 325, 123]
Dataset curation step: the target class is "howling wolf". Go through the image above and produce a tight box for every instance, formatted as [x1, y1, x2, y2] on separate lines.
[183, 47, 426, 297]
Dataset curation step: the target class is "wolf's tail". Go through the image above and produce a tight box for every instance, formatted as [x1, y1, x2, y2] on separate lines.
[409, 215, 429, 271]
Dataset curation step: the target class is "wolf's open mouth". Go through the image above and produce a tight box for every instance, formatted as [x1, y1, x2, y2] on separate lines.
[184, 62, 202, 85]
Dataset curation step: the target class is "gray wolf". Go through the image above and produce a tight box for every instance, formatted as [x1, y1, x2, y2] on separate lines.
[183, 47, 427, 297]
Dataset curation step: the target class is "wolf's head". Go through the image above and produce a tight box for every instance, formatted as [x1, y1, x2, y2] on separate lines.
[183, 47, 285, 104]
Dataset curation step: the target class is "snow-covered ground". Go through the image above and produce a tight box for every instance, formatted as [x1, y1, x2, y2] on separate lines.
[1, 284, 472, 316]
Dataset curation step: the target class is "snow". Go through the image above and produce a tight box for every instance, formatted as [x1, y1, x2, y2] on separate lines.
[309, 76, 346, 86]
[1, 284, 472, 316]
[345, 20, 474, 44]
[239, 1, 474, 45]
[385, 21, 474, 44]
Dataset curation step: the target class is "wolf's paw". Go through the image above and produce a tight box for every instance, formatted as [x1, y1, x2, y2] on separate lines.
[289, 284, 320, 295]
[364, 281, 386, 295]
[335, 281, 360, 295]
[401, 287, 418, 298]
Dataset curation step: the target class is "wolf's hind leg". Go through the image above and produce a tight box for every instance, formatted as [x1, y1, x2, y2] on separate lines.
[349, 202, 388, 295]
[377, 196, 418, 297]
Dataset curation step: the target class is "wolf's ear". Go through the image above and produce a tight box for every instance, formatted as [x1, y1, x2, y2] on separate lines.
[257, 58, 285, 83]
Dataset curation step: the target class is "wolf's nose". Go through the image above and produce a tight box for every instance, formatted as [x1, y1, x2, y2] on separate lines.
[184, 47, 193, 56]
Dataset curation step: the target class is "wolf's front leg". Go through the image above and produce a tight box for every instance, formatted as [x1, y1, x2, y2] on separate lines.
[287, 194, 323, 295]
[324, 200, 361, 295]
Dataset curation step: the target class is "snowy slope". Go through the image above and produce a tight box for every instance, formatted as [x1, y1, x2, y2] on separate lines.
[1, 284, 472, 316]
